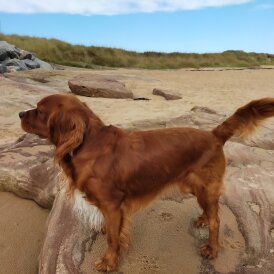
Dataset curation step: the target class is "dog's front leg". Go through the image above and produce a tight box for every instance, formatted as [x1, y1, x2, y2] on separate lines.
[94, 205, 122, 272]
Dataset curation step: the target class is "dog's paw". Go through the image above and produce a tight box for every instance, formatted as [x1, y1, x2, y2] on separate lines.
[195, 215, 208, 228]
[94, 256, 117, 272]
[200, 244, 218, 259]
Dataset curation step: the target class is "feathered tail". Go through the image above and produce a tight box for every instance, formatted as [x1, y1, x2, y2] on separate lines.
[212, 98, 274, 144]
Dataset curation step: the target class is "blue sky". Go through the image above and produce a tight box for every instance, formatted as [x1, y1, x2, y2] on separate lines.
[0, 0, 273, 53]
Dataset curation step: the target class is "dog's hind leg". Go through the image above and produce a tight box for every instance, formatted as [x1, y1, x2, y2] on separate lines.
[179, 172, 209, 228]
[119, 211, 131, 250]
[198, 189, 220, 259]
[185, 171, 222, 259]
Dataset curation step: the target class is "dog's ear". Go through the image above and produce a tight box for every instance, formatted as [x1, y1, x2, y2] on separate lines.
[48, 109, 87, 163]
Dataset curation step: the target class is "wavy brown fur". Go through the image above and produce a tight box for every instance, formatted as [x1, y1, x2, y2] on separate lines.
[212, 98, 274, 144]
[20, 94, 274, 272]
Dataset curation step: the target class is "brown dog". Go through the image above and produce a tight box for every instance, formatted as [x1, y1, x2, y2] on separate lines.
[19, 94, 274, 272]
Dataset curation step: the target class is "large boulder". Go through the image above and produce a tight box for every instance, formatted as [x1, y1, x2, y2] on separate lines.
[68, 75, 134, 99]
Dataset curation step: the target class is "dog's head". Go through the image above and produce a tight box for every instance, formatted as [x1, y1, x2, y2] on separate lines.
[19, 94, 93, 161]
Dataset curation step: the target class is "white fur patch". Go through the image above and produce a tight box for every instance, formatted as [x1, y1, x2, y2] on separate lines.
[72, 189, 104, 232]
[57, 171, 104, 232]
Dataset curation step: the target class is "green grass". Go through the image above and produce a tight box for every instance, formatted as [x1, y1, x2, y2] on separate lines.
[1, 34, 274, 69]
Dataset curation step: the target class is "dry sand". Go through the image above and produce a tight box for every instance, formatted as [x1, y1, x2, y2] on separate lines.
[0, 192, 49, 273]
[81, 199, 245, 274]
[0, 67, 274, 273]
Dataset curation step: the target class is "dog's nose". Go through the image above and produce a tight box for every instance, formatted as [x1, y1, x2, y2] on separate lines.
[19, 111, 26, 119]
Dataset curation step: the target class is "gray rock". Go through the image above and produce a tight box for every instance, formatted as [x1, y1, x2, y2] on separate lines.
[0, 41, 20, 61]
[0, 64, 7, 73]
[5, 65, 22, 73]
[2, 58, 28, 71]
[0, 40, 53, 73]
[68, 74, 133, 99]
[0, 49, 8, 61]
[34, 58, 54, 70]
[152, 88, 182, 100]
[24, 59, 40, 69]
[19, 49, 34, 60]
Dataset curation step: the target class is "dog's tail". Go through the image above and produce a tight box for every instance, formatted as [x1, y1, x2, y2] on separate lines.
[212, 98, 274, 144]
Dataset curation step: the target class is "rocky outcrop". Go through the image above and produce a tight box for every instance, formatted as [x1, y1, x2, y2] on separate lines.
[152, 88, 182, 100]
[68, 75, 133, 99]
[0, 41, 53, 73]
[39, 188, 97, 274]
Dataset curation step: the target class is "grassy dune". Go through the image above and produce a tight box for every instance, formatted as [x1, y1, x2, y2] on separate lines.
[1, 34, 274, 69]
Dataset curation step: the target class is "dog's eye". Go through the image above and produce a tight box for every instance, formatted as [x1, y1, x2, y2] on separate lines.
[37, 109, 44, 117]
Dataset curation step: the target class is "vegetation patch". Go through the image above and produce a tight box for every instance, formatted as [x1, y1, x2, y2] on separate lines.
[1, 34, 274, 69]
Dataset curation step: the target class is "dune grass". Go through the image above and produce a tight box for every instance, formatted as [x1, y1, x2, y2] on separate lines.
[1, 34, 274, 69]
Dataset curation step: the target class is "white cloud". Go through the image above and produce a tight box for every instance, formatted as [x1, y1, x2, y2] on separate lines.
[0, 0, 252, 15]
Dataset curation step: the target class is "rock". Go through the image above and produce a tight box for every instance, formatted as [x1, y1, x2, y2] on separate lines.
[19, 50, 33, 60]
[68, 75, 133, 99]
[223, 143, 274, 256]
[0, 40, 53, 73]
[34, 58, 54, 70]
[39, 188, 98, 274]
[2, 59, 29, 71]
[0, 134, 58, 208]
[152, 88, 182, 100]
[23, 59, 41, 69]
[191, 106, 218, 114]
[6, 65, 21, 73]
[0, 41, 20, 61]
[0, 64, 7, 73]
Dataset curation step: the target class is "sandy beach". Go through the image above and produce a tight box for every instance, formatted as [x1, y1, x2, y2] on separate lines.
[0, 67, 274, 273]
[0, 192, 49, 273]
